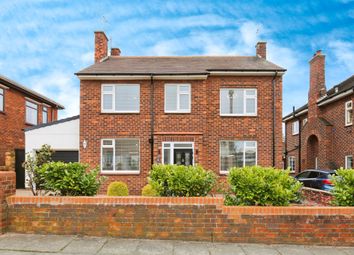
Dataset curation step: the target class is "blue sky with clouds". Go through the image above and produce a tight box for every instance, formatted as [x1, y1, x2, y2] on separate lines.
[0, 0, 353, 118]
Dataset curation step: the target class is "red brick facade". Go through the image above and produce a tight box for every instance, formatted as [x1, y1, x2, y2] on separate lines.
[5, 195, 354, 245]
[0, 171, 16, 233]
[0, 79, 60, 165]
[284, 51, 353, 172]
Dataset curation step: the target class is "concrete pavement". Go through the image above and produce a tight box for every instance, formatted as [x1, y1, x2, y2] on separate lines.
[0, 233, 353, 255]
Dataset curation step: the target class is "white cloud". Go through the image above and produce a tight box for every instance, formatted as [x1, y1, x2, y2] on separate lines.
[328, 40, 354, 73]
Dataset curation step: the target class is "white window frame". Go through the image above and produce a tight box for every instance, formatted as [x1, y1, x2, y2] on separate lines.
[42, 106, 48, 124]
[25, 100, 38, 125]
[162, 142, 194, 165]
[164, 84, 191, 113]
[288, 156, 295, 173]
[0, 88, 4, 112]
[292, 120, 299, 135]
[100, 138, 140, 174]
[302, 118, 308, 126]
[101, 84, 140, 113]
[220, 88, 257, 116]
[219, 140, 258, 174]
[345, 155, 353, 169]
[345, 100, 353, 126]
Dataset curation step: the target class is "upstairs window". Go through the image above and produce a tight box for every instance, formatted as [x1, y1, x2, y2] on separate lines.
[0, 88, 3, 112]
[345, 101, 352, 126]
[42, 106, 48, 124]
[345, 155, 353, 169]
[26, 101, 38, 125]
[302, 118, 308, 126]
[288, 156, 295, 172]
[220, 88, 257, 116]
[101, 84, 140, 113]
[165, 84, 191, 113]
[292, 120, 299, 135]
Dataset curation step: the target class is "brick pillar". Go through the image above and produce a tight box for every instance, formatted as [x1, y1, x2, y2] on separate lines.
[0, 171, 16, 234]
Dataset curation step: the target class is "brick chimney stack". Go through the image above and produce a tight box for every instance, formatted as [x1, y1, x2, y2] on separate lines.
[111, 48, 121, 56]
[308, 50, 326, 120]
[94, 31, 108, 63]
[256, 42, 267, 59]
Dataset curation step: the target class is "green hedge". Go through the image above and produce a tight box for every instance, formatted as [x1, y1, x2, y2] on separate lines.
[226, 166, 302, 206]
[149, 164, 217, 197]
[331, 168, 354, 206]
[37, 162, 105, 196]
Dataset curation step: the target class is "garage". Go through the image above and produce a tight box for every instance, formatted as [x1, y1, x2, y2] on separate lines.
[23, 115, 80, 188]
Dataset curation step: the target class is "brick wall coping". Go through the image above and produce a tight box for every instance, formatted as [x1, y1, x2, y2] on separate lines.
[6, 196, 354, 215]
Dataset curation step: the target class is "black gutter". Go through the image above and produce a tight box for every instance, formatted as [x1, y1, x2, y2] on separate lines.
[272, 71, 278, 167]
[149, 74, 155, 167]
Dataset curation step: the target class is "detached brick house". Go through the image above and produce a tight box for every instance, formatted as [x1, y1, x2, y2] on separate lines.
[0, 75, 64, 165]
[283, 50, 353, 173]
[76, 31, 286, 194]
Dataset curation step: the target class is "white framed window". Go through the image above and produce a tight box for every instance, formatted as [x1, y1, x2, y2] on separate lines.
[101, 138, 140, 174]
[42, 106, 48, 124]
[288, 156, 295, 172]
[164, 84, 191, 113]
[26, 100, 38, 125]
[220, 88, 257, 116]
[345, 101, 352, 126]
[292, 120, 299, 135]
[220, 140, 257, 173]
[162, 142, 194, 166]
[101, 84, 140, 113]
[302, 118, 308, 126]
[0, 88, 4, 112]
[345, 155, 353, 169]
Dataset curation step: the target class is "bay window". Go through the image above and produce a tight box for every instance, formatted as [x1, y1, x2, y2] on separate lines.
[220, 140, 257, 173]
[220, 88, 257, 116]
[101, 139, 140, 173]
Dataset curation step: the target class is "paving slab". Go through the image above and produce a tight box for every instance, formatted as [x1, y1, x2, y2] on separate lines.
[275, 244, 313, 255]
[310, 246, 349, 255]
[98, 238, 140, 255]
[23, 234, 74, 252]
[240, 243, 280, 255]
[0, 233, 45, 251]
[173, 241, 210, 255]
[208, 243, 246, 255]
[136, 239, 174, 255]
[61, 236, 107, 254]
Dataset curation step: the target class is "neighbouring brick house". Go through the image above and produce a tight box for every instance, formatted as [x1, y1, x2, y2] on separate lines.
[283, 50, 353, 173]
[76, 31, 286, 194]
[0, 75, 64, 165]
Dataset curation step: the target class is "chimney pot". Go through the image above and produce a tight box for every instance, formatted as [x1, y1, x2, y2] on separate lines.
[94, 31, 108, 63]
[256, 41, 267, 59]
[111, 48, 121, 56]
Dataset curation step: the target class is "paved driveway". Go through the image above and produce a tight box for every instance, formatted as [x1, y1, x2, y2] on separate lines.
[0, 233, 353, 255]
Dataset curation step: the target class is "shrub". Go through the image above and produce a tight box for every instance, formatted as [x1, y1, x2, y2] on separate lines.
[107, 181, 129, 196]
[37, 162, 105, 196]
[331, 168, 354, 206]
[226, 166, 302, 206]
[149, 164, 217, 197]
[141, 184, 158, 196]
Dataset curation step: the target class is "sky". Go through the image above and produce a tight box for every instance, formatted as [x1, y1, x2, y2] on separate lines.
[0, 0, 353, 118]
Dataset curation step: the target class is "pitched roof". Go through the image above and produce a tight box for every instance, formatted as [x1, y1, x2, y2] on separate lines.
[283, 74, 354, 122]
[76, 56, 286, 75]
[0, 74, 64, 109]
[25, 115, 79, 132]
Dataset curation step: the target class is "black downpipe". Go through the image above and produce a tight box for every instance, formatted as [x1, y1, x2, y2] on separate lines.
[150, 74, 155, 166]
[272, 71, 278, 167]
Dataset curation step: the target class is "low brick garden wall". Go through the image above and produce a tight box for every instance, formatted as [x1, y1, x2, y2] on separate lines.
[1, 171, 353, 246]
[301, 187, 333, 206]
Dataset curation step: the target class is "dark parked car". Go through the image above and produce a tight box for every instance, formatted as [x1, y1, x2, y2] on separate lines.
[294, 169, 336, 191]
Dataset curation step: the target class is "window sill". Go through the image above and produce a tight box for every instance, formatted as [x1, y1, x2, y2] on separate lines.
[345, 123, 353, 127]
[0, 111, 5, 115]
[164, 111, 191, 114]
[292, 133, 299, 136]
[100, 170, 140, 175]
[100, 112, 140, 115]
[220, 114, 257, 117]
[219, 171, 229, 175]
[25, 122, 37, 126]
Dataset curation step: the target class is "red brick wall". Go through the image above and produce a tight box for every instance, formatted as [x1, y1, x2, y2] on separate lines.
[301, 187, 333, 206]
[0, 87, 58, 165]
[0, 171, 16, 234]
[5, 196, 354, 246]
[80, 75, 283, 194]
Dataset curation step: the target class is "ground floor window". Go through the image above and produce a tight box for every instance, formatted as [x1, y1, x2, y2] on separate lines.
[220, 140, 257, 173]
[345, 155, 353, 169]
[162, 142, 194, 166]
[101, 138, 140, 173]
[288, 156, 296, 172]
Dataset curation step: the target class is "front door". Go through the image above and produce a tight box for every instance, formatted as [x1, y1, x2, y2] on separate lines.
[173, 149, 193, 166]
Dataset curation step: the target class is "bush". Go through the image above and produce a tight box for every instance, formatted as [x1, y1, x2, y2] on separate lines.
[331, 168, 354, 206]
[149, 164, 217, 197]
[37, 162, 105, 196]
[107, 181, 129, 196]
[141, 184, 158, 196]
[226, 166, 302, 206]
